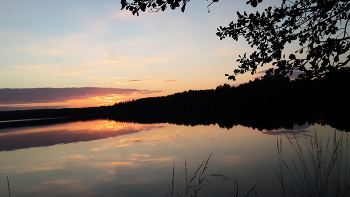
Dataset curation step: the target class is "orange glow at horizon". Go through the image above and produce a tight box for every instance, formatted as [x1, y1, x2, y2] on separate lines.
[0, 91, 166, 110]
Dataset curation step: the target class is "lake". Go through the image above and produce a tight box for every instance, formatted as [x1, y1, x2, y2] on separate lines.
[0, 119, 349, 197]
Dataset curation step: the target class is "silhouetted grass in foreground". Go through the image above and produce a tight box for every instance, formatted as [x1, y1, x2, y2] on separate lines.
[166, 154, 213, 197]
[276, 130, 350, 197]
[166, 153, 258, 197]
[167, 130, 350, 197]
[7, 176, 11, 197]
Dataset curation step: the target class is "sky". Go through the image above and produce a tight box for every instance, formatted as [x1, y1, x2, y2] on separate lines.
[0, 0, 280, 110]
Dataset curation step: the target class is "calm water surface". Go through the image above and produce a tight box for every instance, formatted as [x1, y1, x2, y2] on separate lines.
[0, 119, 348, 197]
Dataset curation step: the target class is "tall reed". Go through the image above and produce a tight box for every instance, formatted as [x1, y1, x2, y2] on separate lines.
[166, 153, 258, 197]
[276, 129, 350, 197]
[166, 154, 212, 197]
[166, 129, 349, 197]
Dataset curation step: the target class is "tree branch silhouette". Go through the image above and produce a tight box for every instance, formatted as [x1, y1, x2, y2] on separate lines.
[120, 0, 350, 80]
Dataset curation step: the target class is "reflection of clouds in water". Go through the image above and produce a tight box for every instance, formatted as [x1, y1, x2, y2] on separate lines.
[222, 155, 258, 163]
[129, 154, 150, 160]
[292, 124, 311, 130]
[0, 121, 165, 152]
[131, 154, 149, 158]
[112, 162, 134, 166]
[262, 129, 309, 135]
[17, 165, 64, 174]
[93, 162, 137, 168]
[120, 138, 150, 142]
[8, 154, 95, 174]
[42, 178, 76, 185]
[53, 154, 95, 161]
[90, 141, 129, 151]
[0, 121, 165, 136]
[118, 133, 181, 146]
[140, 157, 172, 162]
[91, 147, 109, 151]
[146, 142, 161, 146]
[260, 124, 312, 137]
[129, 154, 171, 163]
[89, 125, 176, 152]
[92, 156, 171, 168]
[117, 144, 130, 147]
[167, 134, 180, 137]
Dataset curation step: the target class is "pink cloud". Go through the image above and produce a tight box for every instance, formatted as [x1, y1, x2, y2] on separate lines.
[0, 87, 158, 104]
[163, 80, 178, 83]
[123, 80, 144, 83]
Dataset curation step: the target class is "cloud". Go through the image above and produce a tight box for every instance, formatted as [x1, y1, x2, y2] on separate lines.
[254, 70, 305, 80]
[137, 58, 164, 62]
[107, 59, 126, 63]
[126, 64, 144, 68]
[0, 87, 152, 104]
[114, 10, 138, 20]
[137, 90, 162, 94]
[163, 80, 178, 83]
[118, 80, 146, 84]
[64, 70, 81, 76]
[125, 80, 143, 83]
[255, 70, 268, 75]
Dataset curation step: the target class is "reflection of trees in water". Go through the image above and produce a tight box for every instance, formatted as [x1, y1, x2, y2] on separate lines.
[0, 114, 346, 152]
[1, 112, 341, 132]
[1, 109, 347, 132]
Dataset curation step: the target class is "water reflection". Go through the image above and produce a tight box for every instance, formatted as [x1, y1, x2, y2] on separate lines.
[0, 120, 348, 197]
[0, 120, 164, 151]
[259, 124, 312, 136]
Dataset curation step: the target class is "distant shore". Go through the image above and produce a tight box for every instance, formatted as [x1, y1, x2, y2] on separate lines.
[1, 68, 349, 131]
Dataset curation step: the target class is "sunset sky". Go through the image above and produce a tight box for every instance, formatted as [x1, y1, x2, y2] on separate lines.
[0, 0, 280, 110]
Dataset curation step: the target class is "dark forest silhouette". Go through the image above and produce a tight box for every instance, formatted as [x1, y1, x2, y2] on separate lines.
[1, 67, 349, 132]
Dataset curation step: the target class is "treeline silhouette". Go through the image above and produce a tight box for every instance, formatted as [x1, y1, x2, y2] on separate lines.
[109, 67, 350, 131]
[1, 67, 349, 131]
